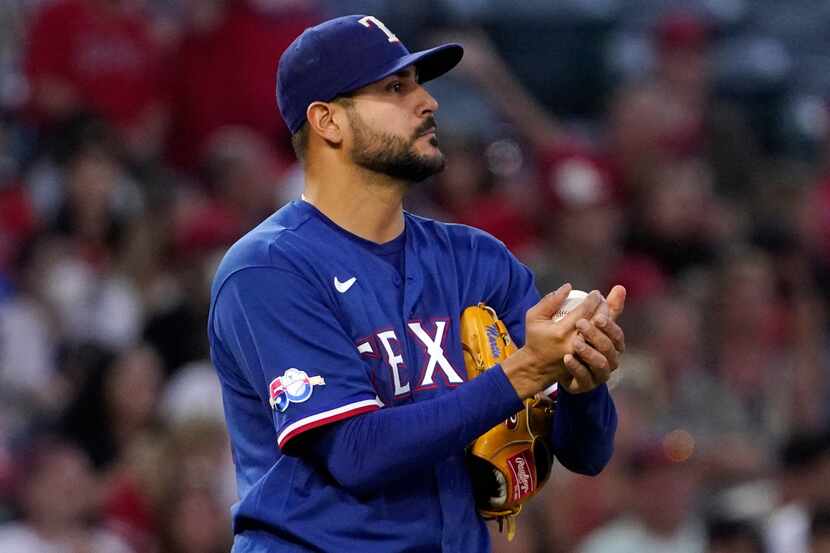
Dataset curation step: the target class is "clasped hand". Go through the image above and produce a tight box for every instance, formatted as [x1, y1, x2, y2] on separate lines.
[504, 283, 626, 399]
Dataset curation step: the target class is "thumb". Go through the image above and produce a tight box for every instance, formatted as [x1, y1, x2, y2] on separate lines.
[606, 285, 627, 321]
[528, 283, 572, 321]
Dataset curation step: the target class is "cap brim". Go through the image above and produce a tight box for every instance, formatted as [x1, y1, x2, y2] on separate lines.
[341, 43, 464, 96]
[408, 43, 464, 84]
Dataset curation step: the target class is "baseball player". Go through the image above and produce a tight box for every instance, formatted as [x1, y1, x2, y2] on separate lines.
[208, 15, 625, 553]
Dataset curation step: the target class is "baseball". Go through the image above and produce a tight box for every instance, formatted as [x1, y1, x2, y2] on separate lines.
[553, 290, 589, 322]
[286, 379, 305, 396]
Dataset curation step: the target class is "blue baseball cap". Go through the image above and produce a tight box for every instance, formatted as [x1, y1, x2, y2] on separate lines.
[276, 15, 464, 134]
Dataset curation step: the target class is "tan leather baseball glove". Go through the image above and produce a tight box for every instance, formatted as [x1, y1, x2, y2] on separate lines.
[460, 303, 555, 541]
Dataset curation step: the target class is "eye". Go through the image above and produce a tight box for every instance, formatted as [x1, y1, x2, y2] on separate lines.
[387, 81, 403, 93]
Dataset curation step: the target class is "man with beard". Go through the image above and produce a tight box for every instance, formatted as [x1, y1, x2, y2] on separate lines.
[208, 15, 626, 553]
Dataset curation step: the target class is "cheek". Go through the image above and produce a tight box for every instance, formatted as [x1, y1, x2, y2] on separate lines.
[358, 106, 410, 139]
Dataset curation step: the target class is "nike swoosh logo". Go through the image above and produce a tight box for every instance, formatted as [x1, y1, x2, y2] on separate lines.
[334, 276, 357, 293]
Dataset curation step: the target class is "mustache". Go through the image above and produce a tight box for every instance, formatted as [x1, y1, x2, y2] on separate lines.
[415, 117, 438, 138]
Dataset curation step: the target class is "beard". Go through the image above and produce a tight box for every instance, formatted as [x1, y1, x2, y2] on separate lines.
[347, 110, 445, 183]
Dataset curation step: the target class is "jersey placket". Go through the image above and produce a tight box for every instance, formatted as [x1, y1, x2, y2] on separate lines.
[402, 228, 469, 551]
[401, 228, 424, 399]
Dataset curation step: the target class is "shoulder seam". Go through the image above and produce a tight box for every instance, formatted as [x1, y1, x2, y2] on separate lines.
[213, 265, 305, 304]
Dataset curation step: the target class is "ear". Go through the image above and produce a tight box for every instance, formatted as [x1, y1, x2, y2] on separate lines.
[307, 101, 346, 146]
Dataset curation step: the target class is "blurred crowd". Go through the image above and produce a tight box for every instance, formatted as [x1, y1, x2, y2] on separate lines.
[1, 0, 830, 552]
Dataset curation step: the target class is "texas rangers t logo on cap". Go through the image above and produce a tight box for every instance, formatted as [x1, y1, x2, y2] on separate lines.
[269, 368, 326, 412]
[358, 16, 399, 42]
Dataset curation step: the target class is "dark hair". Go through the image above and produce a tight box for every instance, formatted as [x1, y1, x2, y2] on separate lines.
[43, 112, 120, 167]
[291, 123, 309, 163]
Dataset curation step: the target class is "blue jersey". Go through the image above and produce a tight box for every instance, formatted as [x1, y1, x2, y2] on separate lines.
[208, 200, 543, 552]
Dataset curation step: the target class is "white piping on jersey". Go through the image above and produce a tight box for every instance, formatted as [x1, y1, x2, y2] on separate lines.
[540, 382, 558, 399]
[277, 397, 384, 448]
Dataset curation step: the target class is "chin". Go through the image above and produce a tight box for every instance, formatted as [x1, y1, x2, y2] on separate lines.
[422, 150, 445, 168]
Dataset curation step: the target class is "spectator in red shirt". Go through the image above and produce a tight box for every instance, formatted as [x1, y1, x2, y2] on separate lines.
[24, 0, 167, 160]
[165, 0, 321, 171]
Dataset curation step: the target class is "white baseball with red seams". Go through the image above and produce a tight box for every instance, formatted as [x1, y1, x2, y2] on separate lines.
[552, 289, 589, 322]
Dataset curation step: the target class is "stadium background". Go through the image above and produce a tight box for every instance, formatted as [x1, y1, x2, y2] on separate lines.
[1, 0, 830, 551]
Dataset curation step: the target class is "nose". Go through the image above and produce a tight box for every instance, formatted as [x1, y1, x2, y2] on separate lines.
[417, 84, 439, 116]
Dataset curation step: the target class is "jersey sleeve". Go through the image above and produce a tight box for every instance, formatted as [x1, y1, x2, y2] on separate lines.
[211, 266, 382, 450]
[463, 230, 540, 347]
[491, 248, 540, 348]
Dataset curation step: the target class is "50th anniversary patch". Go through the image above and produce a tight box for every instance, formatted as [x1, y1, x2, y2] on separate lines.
[269, 368, 326, 412]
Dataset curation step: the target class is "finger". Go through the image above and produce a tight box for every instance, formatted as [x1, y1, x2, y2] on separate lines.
[572, 335, 612, 382]
[576, 318, 616, 360]
[606, 285, 627, 321]
[562, 354, 598, 392]
[595, 300, 610, 321]
[594, 316, 626, 354]
[558, 290, 602, 328]
[527, 282, 571, 321]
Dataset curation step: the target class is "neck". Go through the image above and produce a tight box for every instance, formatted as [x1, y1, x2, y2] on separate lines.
[303, 161, 407, 244]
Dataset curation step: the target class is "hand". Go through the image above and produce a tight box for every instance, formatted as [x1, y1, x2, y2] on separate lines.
[502, 283, 604, 399]
[558, 285, 627, 394]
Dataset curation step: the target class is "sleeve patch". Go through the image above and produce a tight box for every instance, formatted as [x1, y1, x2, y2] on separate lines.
[269, 368, 326, 412]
